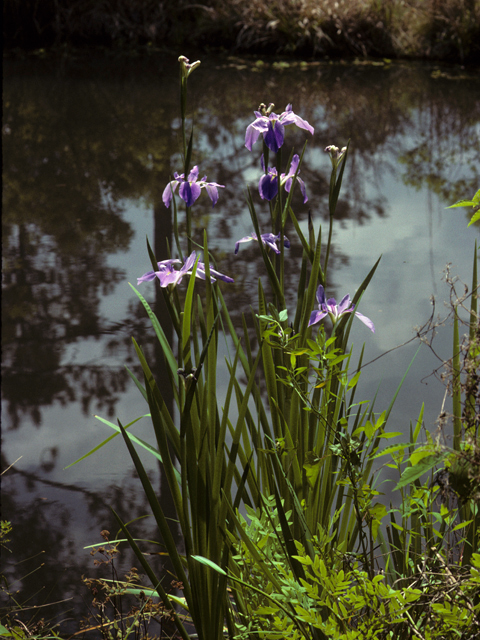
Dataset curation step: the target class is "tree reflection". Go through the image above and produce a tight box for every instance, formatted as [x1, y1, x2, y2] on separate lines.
[3, 56, 479, 429]
[1, 453, 165, 636]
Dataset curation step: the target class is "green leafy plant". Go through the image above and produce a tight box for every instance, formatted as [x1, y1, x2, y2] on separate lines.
[447, 188, 480, 226]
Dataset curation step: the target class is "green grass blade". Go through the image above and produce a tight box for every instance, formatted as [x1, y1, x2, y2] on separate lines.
[129, 283, 179, 383]
[116, 419, 191, 599]
[64, 414, 148, 468]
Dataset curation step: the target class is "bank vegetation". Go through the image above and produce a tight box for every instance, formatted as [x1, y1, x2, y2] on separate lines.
[4, 0, 480, 64]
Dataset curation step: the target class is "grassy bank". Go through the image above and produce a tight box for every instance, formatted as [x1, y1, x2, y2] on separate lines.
[3, 0, 480, 64]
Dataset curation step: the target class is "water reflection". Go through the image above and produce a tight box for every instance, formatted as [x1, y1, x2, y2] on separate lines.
[2, 53, 479, 633]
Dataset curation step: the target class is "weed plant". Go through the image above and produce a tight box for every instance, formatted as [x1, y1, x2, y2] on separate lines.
[71, 55, 480, 640]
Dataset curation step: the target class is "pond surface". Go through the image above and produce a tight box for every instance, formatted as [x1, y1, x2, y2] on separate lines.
[2, 52, 479, 633]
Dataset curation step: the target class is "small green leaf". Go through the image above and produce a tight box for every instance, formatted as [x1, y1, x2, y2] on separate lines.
[347, 370, 361, 390]
[468, 209, 480, 226]
[394, 453, 446, 489]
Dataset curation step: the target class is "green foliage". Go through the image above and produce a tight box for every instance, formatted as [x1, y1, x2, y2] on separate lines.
[211, 499, 480, 640]
[447, 188, 480, 226]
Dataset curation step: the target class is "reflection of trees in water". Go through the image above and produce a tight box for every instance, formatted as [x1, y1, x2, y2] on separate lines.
[1, 451, 167, 636]
[4, 57, 478, 429]
[2, 59, 175, 428]
[397, 73, 480, 202]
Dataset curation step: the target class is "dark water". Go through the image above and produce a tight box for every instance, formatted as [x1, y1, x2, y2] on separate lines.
[2, 52, 479, 633]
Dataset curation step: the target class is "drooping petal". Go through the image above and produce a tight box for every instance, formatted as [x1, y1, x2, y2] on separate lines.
[234, 234, 257, 254]
[162, 180, 179, 208]
[259, 173, 278, 201]
[283, 175, 308, 203]
[196, 263, 234, 283]
[296, 177, 308, 203]
[355, 312, 376, 333]
[264, 120, 285, 153]
[179, 180, 202, 207]
[204, 182, 224, 207]
[210, 267, 234, 283]
[293, 113, 315, 135]
[137, 270, 157, 284]
[245, 118, 268, 150]
[193, 263, 209, 281]
[308, 309, 328, 327]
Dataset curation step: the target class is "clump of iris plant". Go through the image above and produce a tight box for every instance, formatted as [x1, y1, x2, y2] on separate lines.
[245, 103, 314, 153]
[162, 166, 224, 208]
[234, 232, 290, 255]
[137, 251, 233, 288]
[259, 154, 308, 202]
[309, 285, 375, 333]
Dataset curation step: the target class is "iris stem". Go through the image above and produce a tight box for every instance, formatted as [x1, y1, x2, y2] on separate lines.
[276, 149, 285, 303]
[323, 214, 334, 287]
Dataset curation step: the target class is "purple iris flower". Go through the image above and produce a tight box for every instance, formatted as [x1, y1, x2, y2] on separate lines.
[234, 232, 290, 255]
[245, 103, 314, 153]
[258, 154, 308, 203]
[308, 285, 375, 333]
[137, 252, 233, 288]
[137, 258, 181, 285]
[162, 166, 224, 208]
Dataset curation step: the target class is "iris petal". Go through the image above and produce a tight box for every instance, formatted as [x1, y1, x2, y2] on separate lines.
[316, 285, 327, 306]
[179, 181, 202, 207]
[162, 181, 178, 208]
[259, 174, 278, 201]
[355, 312, 376, 333]
[308, 310, 328, 326]
[337, 294, 353, 314]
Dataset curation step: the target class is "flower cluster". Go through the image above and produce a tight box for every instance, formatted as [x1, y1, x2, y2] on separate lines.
[150, 81, 374, 337]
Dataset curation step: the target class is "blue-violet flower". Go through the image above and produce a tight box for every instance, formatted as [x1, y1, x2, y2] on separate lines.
[245, 103, 314, 153]
[234, 232, 290, 255]
[308, 285, 375, 333]
[259, 154, 308, 203]
[162, 166, 224, 208]
[137, 252, 233, 288]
